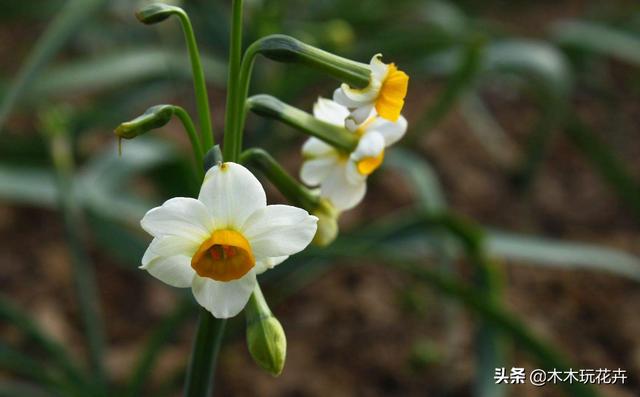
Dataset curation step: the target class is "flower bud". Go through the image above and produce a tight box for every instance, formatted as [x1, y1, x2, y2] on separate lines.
[245, 285, 286, 376]
[114, 104, 174, 139]
[136, 3, 181, 25]
[247, 314, 287, 376]
[311, 198, 339, 246]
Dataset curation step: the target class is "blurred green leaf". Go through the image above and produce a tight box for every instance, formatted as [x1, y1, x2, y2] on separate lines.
[487, 229, 640, 281]
[0, 166, 58, 206]
[551, 20, 640, 66]
[564, 116, 640, 220]
[22, 49, 226, 101]
[0, 0, 108, 130]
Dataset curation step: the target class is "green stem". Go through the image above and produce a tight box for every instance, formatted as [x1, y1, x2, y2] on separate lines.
[183, 308, 226, 397]
[231, 35, 370, 159]
[174, 9, 214, 150]
[247, 94, 358, 152]
[223, 0, 244, 162]
[240, 147, 320, 210]
[172, 106, 204, 177]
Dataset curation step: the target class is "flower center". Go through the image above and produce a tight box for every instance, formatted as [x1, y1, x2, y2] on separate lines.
[191, 229, 255, 282]
[375, 64, 408, 122]
[356, 150, 384, 175]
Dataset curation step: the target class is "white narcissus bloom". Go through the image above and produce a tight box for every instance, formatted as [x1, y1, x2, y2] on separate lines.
[140, 162, 318, 318]
[333, 54, 409, 124]
[300, 98, 407, 211]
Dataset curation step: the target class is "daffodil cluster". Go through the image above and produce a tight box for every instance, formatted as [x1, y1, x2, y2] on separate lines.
[300, 54, 409, 212]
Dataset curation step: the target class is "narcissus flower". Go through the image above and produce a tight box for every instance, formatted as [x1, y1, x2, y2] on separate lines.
[140, 162, 318, 318]
[333, 54, 409, 123]
[300, 98, 407, 211]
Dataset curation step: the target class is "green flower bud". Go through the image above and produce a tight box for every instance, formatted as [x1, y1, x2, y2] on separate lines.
[245, 285, 286, 376]
[311, 198, 339, 247]
[114, 104, 174, 139]
[135, 3, 181, 25]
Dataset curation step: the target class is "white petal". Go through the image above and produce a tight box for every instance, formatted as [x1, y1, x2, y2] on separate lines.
[345, 160, 367, 186]
[369, 53, 389, 80]
[140, 255, 195, 288]
[255, 256, 288, 274]
[242, 205, 318, 259]
[191, 271, 257, 318]
[350, 104, 375, 124]
[302, 137, 335, 157]
[198, 162, 266, 229]
[300, 156, 337, 186]
[366, 115, 407, 146]
[351, 131, 385, 161]
[321, 164, 367, 211]
[142, 236, 201, 266]
[140, 197, 213, 240]
[313, 98, 350, 126]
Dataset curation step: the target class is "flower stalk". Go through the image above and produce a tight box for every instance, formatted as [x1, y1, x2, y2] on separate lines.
[245, 284, 287, 376]
[240, 147, 320, 210]
[229, 35, 371, 159]
[137, 3, 214, 151]
[247, 94, 358, 152]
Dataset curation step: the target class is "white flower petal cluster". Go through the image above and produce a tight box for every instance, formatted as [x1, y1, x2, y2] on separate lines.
[140, 162, 318, 318]
[300, 97, 407, 211]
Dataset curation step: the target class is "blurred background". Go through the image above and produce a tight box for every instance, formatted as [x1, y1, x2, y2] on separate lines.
[1, 0, 640, 396]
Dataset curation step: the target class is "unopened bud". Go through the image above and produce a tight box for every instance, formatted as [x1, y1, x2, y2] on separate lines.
[136, 3, 181, 25]
[245, 285, 286, 376]
[114, 104, 174, 139]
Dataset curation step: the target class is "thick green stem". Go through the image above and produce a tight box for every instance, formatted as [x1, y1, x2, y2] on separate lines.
[223, 0, 244, 162]
[247, 94, 358, 152]
[183, 308, 226, 397]
[240, 147, 320, 210]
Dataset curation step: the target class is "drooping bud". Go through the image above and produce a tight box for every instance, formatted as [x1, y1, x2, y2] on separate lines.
[245, 285, 286, 376]
[311, 198, 339, 246]
[114, 105, 174, 139]
[250, 35, 371, 89]
[136, 3, 181, 25]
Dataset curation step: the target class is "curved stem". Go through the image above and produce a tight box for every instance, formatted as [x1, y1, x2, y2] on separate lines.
[183, 308, 226, 397]
[172, 106, 204, 177]
[240, 147, 320, 210]
[175, 10, 214, 150]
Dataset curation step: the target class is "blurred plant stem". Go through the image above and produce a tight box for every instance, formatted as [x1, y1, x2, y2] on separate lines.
[408, 36, 484, 144]
[183, 309, 226, 397]
[40, 107, 106, 396]
[565, 115, 640, 220]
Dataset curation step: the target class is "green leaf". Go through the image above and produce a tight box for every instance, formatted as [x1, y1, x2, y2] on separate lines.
[22, 49, 226, 100]
[551, 20, 640, 66]
[486, 229, 640, 281]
